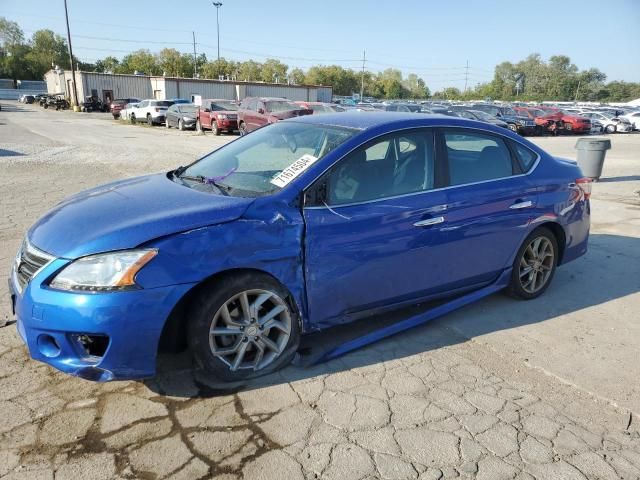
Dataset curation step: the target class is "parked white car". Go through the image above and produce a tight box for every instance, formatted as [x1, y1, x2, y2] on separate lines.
[120, 102, 140, 122]
[128, 99, 174, 126]
[620, 111, 640, 130]
[579, 111, 633, 133]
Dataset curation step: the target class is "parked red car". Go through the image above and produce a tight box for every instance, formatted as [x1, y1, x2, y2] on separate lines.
[294, 101, 344, 114]
[536, 106, 591, 134]
[237, 97, 313, 135]
[110, 98, 140, 119]
[514, 107, 560, 135]
[196, 99, 239, 135]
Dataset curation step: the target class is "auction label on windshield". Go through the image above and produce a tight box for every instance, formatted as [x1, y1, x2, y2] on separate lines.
[270, 154, 319, 188]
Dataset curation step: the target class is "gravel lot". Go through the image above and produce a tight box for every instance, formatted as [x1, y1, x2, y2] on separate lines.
[1, 100, 639, 480]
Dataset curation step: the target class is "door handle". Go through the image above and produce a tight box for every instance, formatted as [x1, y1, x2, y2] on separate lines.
[509, 200, 533, 210]
[413, 216, 445, 227]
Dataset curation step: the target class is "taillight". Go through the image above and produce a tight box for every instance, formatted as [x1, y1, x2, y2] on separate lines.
[576, 177, 592, 200]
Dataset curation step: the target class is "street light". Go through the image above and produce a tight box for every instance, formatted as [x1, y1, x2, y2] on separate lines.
[212, 2, 223, 62]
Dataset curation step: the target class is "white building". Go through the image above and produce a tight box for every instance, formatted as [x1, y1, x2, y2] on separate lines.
[44, 70, 332, 104]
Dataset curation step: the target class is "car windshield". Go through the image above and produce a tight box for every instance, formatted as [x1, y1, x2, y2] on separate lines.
[178, 122, 356, 197]
[528, 109, 545, 117]
[503, 107, 517, 116]
[210, 102, 238, 111]
[153, 101, 173, 107]
[267, 101, 302, 112]
[470, 110, 493, 121]
[180, 105, 198, 113]
[310, 104, 333, 113]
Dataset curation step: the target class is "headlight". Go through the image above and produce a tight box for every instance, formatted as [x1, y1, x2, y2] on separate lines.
[217, 114, 227, 119]
[183, 116, 192, 121]
[50, 249, 157, 292]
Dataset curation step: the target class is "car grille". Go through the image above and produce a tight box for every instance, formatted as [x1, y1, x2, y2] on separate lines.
[227, 114, 238, 120]
[13, 239, 55, 293]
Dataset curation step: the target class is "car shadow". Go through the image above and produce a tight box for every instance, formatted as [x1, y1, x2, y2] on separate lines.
[598, 175, 640, 183]
[145, 233, 640, 398]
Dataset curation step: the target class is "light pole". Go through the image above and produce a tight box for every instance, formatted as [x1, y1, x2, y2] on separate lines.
[212, 2, 223, 62]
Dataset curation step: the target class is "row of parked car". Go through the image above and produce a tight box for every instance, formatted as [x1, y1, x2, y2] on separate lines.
[111, 97, 347, 135]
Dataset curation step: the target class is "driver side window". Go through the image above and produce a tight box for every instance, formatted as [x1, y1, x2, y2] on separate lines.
[325, 130, 435, 206]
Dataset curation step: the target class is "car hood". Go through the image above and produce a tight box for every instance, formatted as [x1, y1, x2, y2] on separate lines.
[28, 173, 255, 258]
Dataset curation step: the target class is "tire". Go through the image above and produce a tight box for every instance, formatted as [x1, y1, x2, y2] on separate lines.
[187, 273, 300, 382]
[507, 123, 518, 133]
[147, 114, 153, 126]
[130, 114, 136, 124]
[212, 121, 220, 136]
[239, 121, 247, 136]
[113, 114, 120, 120]
[605, 124, 616, 134]
[178, 119, 185, 131]
[506, 227, 559, 300]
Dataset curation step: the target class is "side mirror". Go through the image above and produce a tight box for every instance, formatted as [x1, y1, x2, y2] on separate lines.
[258, 108, 265, 114]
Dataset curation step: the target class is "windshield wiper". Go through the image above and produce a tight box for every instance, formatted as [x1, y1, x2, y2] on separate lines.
[177, 173, 231, 196]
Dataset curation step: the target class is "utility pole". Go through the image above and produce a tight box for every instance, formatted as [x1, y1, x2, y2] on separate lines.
[574, 80, 581, 102]
[63, 0, 79, 108]
[464, 60, 469, 93]
[212, 2, 223, 62]
[360, 50, 366, 101]
[192, 31, 198, 78]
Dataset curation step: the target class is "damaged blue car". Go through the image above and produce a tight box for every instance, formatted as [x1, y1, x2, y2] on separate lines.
[9, 112, 591, 382]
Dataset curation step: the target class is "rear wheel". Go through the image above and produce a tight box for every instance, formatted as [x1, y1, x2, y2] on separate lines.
[147, 114, 153, 126]
[130, 114, 136, 124]
[507, 227, 558, 300]
[187, 273, 300, 382]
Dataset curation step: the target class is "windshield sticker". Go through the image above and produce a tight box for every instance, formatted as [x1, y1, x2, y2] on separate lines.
[270, 154, 319, 188]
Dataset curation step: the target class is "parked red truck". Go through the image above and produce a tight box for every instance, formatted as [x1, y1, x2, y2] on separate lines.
[196, 99, 239, 135]
[237, 97, 313, 135]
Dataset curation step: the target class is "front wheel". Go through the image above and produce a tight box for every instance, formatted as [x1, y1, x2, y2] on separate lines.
[130, 114, 136, 124]
[178, 119, 185, 131]
[605, 124, 616, 134]
[507, 123, 518, 133]
[147, 115, 153, 126]
[506, 227, 558, 300]
[239, 121, 247, 136]
[211, 121, 220, 136]
[188, 273, 300, 382]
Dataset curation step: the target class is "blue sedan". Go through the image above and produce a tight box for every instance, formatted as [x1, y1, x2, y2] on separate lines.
[9, 113, 591, 382]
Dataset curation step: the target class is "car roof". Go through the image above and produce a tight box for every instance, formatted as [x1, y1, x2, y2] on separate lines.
[288, 111, 503, 131]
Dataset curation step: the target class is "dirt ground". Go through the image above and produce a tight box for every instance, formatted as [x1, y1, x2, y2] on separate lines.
[1, 101, 639, 480]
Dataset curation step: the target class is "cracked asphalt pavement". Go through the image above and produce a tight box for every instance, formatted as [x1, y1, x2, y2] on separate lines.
[1, 101, 639, 479]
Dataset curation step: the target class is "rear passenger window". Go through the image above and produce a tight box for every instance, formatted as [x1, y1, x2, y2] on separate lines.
[509, 141, 537, 171]
[443, 130, 514, 186]
[327, 130, 435, 205]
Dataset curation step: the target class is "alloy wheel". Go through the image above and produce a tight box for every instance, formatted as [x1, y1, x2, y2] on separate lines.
[208, 289, 292, 372]
[519, 237, 555, 294]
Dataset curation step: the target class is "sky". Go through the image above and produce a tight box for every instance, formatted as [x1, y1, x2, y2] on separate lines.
[2, 0, 639, 91]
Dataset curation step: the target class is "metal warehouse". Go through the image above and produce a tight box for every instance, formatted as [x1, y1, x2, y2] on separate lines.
[44, 70, 333, 104]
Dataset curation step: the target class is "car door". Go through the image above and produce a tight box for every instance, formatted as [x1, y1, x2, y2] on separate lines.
[244, 99, 258, 131]
[256, 101, 268, 128]
[436, 128, 538, 286]
[135, 101, 148, 122]
[303, 128, 452, 328]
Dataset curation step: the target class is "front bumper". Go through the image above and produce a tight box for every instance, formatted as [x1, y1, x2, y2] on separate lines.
[215, 119, 238, 131]
[9, 258, 194, 381]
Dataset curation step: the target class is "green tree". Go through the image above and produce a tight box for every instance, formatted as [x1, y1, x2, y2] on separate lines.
[116, 49, 160, 75]
[94, 56, 120, 73]
[158, 48, 192, 77]
[260, 58, 288, 83]
[288, 67, 305, 84]
[237, 60, 262, 81]
[24, 29, 70, 78]
[305, 65, 359, 95]
[201, 57, 236, 79]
